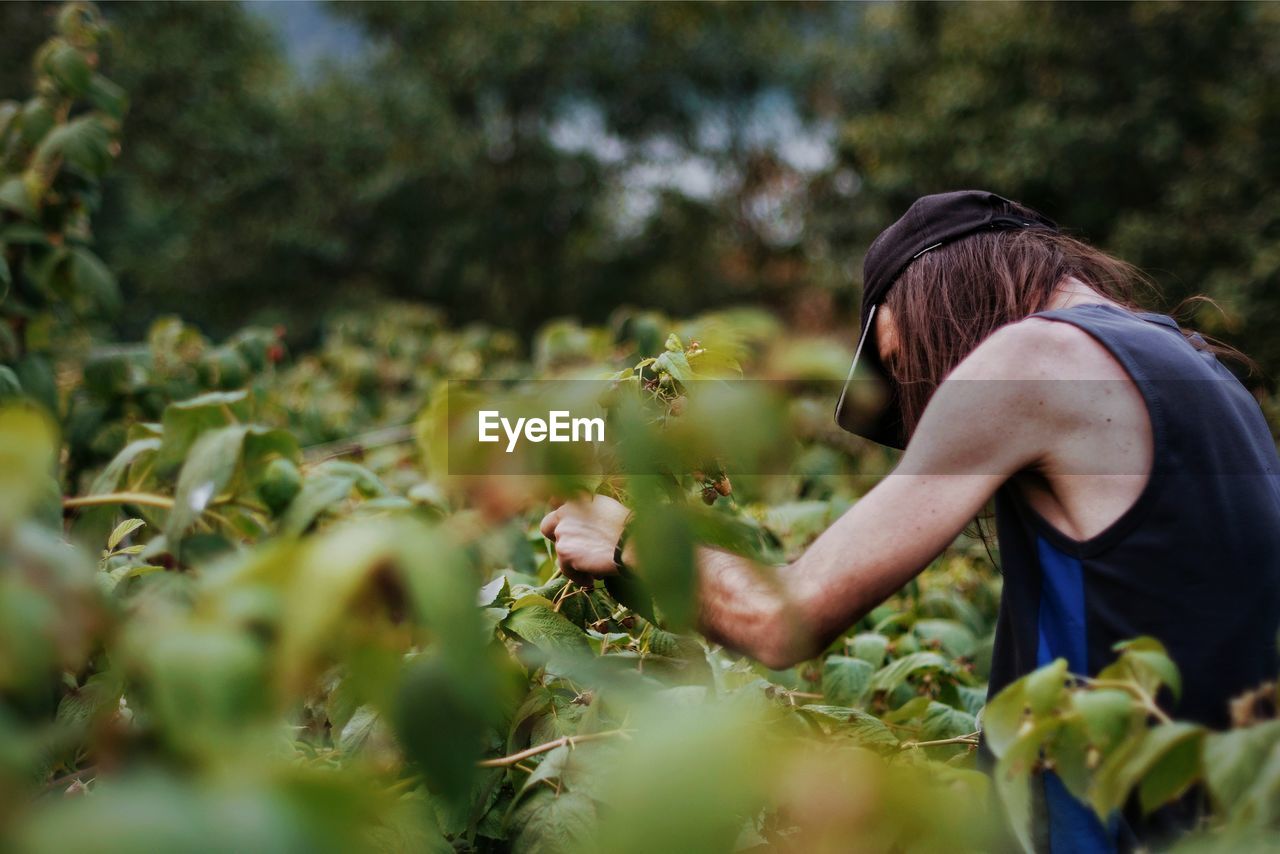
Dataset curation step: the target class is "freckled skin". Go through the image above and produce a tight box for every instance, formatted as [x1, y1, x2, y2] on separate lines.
[543, 280, 1153, 668]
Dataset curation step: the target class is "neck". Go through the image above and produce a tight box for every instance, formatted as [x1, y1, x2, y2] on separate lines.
[1045, 277, 1121, 312]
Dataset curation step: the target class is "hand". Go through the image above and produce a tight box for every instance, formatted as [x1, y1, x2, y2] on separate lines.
[539, 494, 631, 583]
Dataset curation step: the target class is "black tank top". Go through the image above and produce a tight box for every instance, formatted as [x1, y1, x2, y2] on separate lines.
[989, 304, 1280, 851]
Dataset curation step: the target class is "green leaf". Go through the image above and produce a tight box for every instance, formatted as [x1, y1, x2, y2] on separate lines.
[277, 472, 359, 536]
[913, 618, 977, 658]
[86, 73, 127, 119]
[1098, 637, 1181, 702]
[55, 669, 123, 729]
[156, 391, 249, 474]
[0, 177, 35, 217]
[848, 632, 890, 667]
[1090, 722, 1204, 817]
[0, 405, 59, 529]
[1202, 720, 1280, 815]
[798, 705, 900, 750]
[870, 651, 960, 696]
[995, 719, 1061, 854]
[395, 654, 484, 805]
[165, 425, 248, 543]
[631, 502, 696, 630]
[142, 624, 269, 743]
[1071, 688, 1140, 754]
[107, 518, 146, 551]
[478, 575, 510, 607]
[1137, 726, 1204, 813]
[34, 116, 114, 177]
[1234, 744, 1280, 829]
[89, 437, 161, 495]
[44, 41, 92, 95]
[822, 655, 875, 706]
[504, 604, 589, 655]
[338, 705, 382, 755]
[1024, 658, 1070, 716]
[520, 744, 572, 796]
[919, 701, 978, 742]
[957, 684, 987, 716]
[507, 788, 597, 854]
[69, 248, 120, 314]
[653, 349, 693, 384]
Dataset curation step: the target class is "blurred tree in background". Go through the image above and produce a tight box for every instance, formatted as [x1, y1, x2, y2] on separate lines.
[0, 1, 1276, 383]
[836, 1, 1280, 381]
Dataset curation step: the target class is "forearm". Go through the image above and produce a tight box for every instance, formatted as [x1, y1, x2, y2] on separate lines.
[691, 548, 823, 670]
[675, 473, 995, 669]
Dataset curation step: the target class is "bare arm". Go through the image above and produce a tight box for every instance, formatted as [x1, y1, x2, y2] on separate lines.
[546, 325, 1057, 668]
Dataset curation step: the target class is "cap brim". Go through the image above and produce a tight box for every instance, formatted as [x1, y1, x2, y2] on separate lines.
[834, 305, 906, 449]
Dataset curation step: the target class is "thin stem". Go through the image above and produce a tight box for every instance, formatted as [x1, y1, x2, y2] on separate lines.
[900, 731, 981, 750]
[775, 688, 824, 706]
[43, 766, 97, 792]
[63, 492, 174, 510]
[477, 729, 631, 768]
[1082, 677, 1174, 725]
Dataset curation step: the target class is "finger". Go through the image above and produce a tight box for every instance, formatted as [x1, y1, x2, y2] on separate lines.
[539, 508, 560, 540]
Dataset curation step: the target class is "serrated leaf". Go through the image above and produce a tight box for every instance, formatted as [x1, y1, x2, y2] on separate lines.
[848, 632, 890, 667]
[870, 651, 959, 696]
[822, 655, 874, 706]
[1202, 720, 1280, 815]
[919, 701, 978, 742]
[913, 618, 977, 658]
[507, 788, 596, 854]
[106, 517, 145, 551]
[957, 684, 987, 717]
[799, 705, 900, 750]
[1090, 722, 1204, 817]
[504, 604, 589, 654]
[653, 349, 693, 384]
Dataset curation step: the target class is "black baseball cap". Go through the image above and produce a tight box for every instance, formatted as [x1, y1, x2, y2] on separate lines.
[834, 190, 1058, 448]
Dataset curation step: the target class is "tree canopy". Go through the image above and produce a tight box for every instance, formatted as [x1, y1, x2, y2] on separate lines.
[1, 1, 1275, 382]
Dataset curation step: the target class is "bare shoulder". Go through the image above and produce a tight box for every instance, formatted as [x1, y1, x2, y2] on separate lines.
[908, 313, 1143, 471]
[949, 315, 1130, 383]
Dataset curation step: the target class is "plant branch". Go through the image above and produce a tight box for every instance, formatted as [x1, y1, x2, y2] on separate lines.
[63, 492, 174, 510]
[900, 731, 981, 750]
[1082, 677, 1174, 725]
[477, 729, 631, 768]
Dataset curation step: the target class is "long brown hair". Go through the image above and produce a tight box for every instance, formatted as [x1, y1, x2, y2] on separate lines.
[883, 225, 1248, 437]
